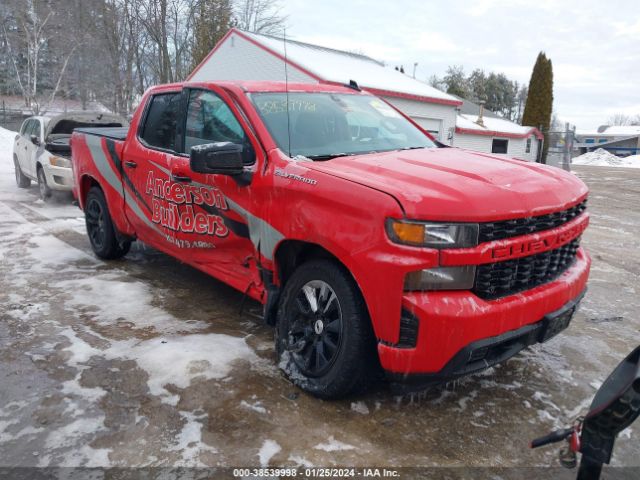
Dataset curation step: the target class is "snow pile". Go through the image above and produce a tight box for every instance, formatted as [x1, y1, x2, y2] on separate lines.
[572, 148, 640, 168]
[313, 436, 356, 452]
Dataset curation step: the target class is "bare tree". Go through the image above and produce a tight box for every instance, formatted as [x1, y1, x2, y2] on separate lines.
[607, 113, 632, 126]
[234, 0, 287, 34]
[1, 0, 76, 114]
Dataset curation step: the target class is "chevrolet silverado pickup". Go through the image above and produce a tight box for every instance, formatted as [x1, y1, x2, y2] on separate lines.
[70, 81, 590, 399]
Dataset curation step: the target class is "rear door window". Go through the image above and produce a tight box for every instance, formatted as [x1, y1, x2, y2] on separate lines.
[140, 93, 182, 151]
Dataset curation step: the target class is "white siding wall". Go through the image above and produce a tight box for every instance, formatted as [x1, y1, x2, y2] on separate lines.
[508, 134, 539, 161]
[382, 96, 457, 144]
[453, 133, 539, 161]
[190, 32, 317, 83]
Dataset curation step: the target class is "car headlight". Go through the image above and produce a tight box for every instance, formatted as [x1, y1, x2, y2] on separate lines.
[386, 219, 479, 248]
[49, 155, 71, 168]
[404, 265, 476, 291]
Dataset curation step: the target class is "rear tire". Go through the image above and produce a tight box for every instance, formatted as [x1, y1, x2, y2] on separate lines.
[85, 186, 131, 260]
[37, 166, 52, 200]
[14, 157, 31, 188]
[275, 259, 378, 399]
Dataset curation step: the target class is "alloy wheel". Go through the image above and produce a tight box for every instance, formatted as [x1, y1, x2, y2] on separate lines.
[85, 198, 106, 250]
[287, 280, 343, 377]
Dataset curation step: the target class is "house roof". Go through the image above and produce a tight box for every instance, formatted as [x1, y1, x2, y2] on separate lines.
[189, 28, 462, 107]
[451, 95, 501, 119]
[576, 125, 640, 137]
[456, 113, 543, 140]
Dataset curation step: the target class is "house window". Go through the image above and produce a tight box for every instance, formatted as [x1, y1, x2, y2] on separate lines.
[598, 139, 607, 143]
[491, 139, 508, 154]
[585, 138, 595, 144]
[526, 137, 532, 153]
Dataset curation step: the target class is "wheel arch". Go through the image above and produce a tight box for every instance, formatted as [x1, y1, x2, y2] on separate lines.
[265, 239, 372, 328]
[78, 174, 101, 209]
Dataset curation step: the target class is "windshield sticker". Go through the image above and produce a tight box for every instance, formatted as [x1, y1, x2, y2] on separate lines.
[146, 170, 229, 237]
[257, 100, 316, 115]
[369, 100, 401, 118]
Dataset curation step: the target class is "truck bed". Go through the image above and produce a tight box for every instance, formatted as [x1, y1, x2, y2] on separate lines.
[74, 127, 129, 141]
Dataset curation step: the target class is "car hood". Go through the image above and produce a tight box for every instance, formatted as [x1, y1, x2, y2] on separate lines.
[304, 147, 589, 221]
[45, 112, 129, 138]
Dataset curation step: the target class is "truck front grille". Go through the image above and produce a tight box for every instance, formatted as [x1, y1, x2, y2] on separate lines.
[473, 239, 580, 300]
[478, 199, 587, 243]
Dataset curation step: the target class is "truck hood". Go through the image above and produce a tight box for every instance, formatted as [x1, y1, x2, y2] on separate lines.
[304, 147, 589, 221]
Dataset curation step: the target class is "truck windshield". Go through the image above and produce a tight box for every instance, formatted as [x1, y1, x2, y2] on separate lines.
[251, 92, 436, 159]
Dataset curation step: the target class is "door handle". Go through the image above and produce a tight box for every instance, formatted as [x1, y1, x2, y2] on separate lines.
[171, 174, 192, 183]
[124, 161, 137, 168]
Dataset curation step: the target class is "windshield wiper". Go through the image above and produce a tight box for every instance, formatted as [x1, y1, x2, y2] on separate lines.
[304, 153, 349, 160]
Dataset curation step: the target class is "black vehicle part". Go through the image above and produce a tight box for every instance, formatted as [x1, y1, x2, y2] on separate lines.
[37, 166, 52, 200]
[84, 186, 131, 260]
[275, 259, 377, 399]
[14, 157, 31, 188]
[579, 345, 640, 465]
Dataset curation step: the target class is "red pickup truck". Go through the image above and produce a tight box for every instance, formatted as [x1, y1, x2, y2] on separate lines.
[71, 81, 590, 399]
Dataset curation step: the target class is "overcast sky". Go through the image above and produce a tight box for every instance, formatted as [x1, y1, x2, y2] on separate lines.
[280, 0, 640, 129]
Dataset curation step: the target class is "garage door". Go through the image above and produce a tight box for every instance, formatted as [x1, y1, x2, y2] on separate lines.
[412, 117, 442, 140]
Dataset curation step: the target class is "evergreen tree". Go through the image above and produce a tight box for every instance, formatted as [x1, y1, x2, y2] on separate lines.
[191, 0, 233, 72]
[442, 65, 469, 98]
[522, 52, 554, 163]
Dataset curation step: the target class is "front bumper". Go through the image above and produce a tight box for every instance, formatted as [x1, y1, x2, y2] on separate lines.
[378, 247, 590, 381]
[43, 163, 73, 191]
[387, 289, 585, 392]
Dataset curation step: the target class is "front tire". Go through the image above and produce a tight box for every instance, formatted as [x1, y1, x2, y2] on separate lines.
[85, 186, 131, 260]
[275, 259, 377, 399]
[14, 157, 31, 188]
[37, 166, 52, 200]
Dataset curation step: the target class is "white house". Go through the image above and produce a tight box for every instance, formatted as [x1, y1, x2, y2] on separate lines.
[189, 29, 541, 160]
[189, 29, 460, 142]
[454, 113, 542, 161]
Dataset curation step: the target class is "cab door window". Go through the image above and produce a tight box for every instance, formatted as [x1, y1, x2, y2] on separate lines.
[184, 89, 252, 163]
[20, 119, 32, 136]
[139, 93, 182, 151]
[22, 119, 34, 137]
[31, 120, 41, 141]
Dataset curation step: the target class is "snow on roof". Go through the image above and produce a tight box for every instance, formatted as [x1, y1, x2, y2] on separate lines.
[575, 125, 640, 137]
[456, 113, 541, 138]
[240, 30, 461, 105]
[601, 125, 640, 136]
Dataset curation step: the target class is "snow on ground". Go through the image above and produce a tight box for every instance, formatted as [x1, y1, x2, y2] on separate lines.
[258, 439, 281, 467]
[314, 436, 356, 452]
[572, 148, 640, 168]
[0, 126, 267, 466]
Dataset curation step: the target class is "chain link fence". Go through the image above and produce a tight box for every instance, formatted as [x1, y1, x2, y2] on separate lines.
[0, 101, 29, 132]
[545, 123, 575, 171]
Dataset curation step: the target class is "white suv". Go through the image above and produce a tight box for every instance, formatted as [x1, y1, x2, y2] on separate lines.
[13, 113, 127, 199]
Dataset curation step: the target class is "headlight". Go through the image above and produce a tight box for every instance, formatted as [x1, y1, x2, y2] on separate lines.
[386, 219, 479, 248]
[50, 156, 71, 168]
[404, 265, 476, 291]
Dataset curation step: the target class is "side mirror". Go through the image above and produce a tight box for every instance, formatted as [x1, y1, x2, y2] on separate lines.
[189, 142, 251, 176]
[30, 134, 40, 146]
[580, 345, 640, 464]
